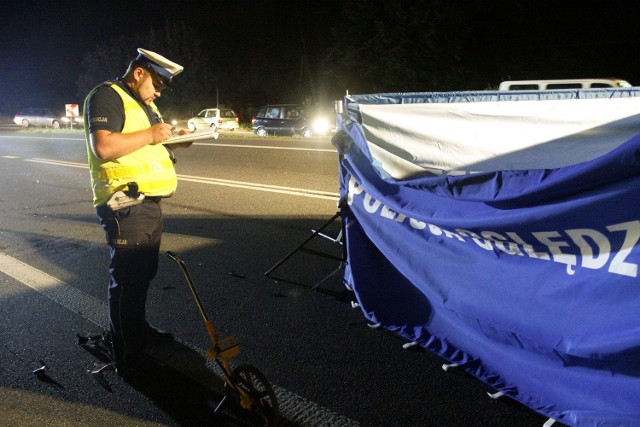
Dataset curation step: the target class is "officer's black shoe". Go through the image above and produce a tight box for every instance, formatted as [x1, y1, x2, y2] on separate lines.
[115, 353, 150, 379]
[144, 325, 174, 345]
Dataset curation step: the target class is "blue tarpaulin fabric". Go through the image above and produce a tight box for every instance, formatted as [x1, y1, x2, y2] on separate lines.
[336, 89, 640, 426]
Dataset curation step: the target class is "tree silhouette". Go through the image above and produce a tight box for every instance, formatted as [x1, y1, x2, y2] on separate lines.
[76, 1, 474, 121]
[76, 22, 218, 119]
[324, 0, 469, 95]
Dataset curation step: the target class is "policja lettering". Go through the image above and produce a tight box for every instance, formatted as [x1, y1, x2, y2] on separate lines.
[346, 176, 640, 278]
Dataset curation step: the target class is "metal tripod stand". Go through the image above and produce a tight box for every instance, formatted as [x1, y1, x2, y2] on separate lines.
[264, 210, 346, 290]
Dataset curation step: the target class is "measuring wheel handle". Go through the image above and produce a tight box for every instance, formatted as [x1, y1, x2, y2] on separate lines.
[165, 252, 279, 425]
[229, 363, 280, 426]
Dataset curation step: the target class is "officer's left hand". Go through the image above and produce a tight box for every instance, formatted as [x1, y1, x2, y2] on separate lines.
[170, 128, 193, 148]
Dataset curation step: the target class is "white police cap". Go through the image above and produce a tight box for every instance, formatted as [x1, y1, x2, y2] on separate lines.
[135, 48, 184, 87]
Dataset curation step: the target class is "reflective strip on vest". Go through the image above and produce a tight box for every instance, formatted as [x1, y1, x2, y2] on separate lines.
[92, 158, 175, 181]
[85, 83, 177, 206]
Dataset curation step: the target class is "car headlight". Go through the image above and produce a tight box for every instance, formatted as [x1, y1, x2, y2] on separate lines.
[312, 117, 330, 135]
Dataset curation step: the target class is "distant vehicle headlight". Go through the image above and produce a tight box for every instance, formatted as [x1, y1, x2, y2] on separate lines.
[312, 117, 330, 135]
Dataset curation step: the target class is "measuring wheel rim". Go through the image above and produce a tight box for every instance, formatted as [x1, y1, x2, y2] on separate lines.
[230, 363, 280, 425]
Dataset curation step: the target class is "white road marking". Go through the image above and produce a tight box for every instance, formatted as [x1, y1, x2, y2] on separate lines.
[27, 158, 89, 168]
[0, 134, 336, 153]
[177, 174, 339, 200]
[0, 252, 108, 325]
[199, 142, 336, 152]
[14, 157, 340, 201]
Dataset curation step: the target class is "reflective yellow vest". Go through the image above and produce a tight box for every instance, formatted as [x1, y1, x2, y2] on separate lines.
[85, 83, 177, 207]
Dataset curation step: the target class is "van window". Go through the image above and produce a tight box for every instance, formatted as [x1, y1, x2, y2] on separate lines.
[498, 79, 631, 91]
[506, 84, 540, 90]
[266, 107, 281, 119]
[547, 83, 582, 89]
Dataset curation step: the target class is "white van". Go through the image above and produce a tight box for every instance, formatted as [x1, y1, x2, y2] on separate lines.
[498, 78, 632, 91]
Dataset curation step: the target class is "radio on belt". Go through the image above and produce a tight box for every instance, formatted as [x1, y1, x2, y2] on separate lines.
[106, 182, 145, 211]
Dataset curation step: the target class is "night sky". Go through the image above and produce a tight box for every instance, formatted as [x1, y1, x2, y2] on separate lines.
[1, 0, 639, 116]
[0, 0, 339, 115]
[0, 2, 143, 114]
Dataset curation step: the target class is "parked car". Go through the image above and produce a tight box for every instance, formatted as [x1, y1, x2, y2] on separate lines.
[13, 108, 62, 128]
[252, 104, 314, 137]
[187, 108, 239, 132]
[252, 104, 332, 138]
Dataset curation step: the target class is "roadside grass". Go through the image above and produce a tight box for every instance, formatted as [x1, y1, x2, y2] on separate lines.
[16, 127, 84, 134]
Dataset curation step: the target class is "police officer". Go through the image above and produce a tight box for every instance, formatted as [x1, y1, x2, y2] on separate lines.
[84, 48, 190, 374]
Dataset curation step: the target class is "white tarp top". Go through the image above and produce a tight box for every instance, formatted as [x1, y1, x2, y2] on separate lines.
[354, 89, 640, 178]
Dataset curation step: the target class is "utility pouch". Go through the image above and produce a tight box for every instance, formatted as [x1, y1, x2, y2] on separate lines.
[106, 182, 145, 211]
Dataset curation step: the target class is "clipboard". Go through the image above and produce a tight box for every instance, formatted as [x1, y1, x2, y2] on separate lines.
[163, 128, 219, 145]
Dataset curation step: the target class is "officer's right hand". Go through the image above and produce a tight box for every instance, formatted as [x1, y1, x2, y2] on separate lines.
[150, 122, 174, 143]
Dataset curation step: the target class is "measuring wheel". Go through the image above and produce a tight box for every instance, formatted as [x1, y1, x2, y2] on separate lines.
[229, 363, 280, 425]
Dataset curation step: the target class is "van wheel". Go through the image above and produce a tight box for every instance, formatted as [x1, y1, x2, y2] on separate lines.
[21, 119, 29, 127]
[52, 120, 60, 129]
[302, 128, 313, 138]
[256, 128, 268, 137]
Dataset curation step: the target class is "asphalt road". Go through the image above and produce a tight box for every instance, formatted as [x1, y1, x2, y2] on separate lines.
[0, 130, 549, 426]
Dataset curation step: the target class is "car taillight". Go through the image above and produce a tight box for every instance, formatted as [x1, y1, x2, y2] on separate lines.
[251, 117, 255, 124]
[235, 117, 239, 123]
[218, 119, 222, 124]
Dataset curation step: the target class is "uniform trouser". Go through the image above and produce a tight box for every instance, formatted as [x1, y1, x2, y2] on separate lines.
[96, 198, 163, 364]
